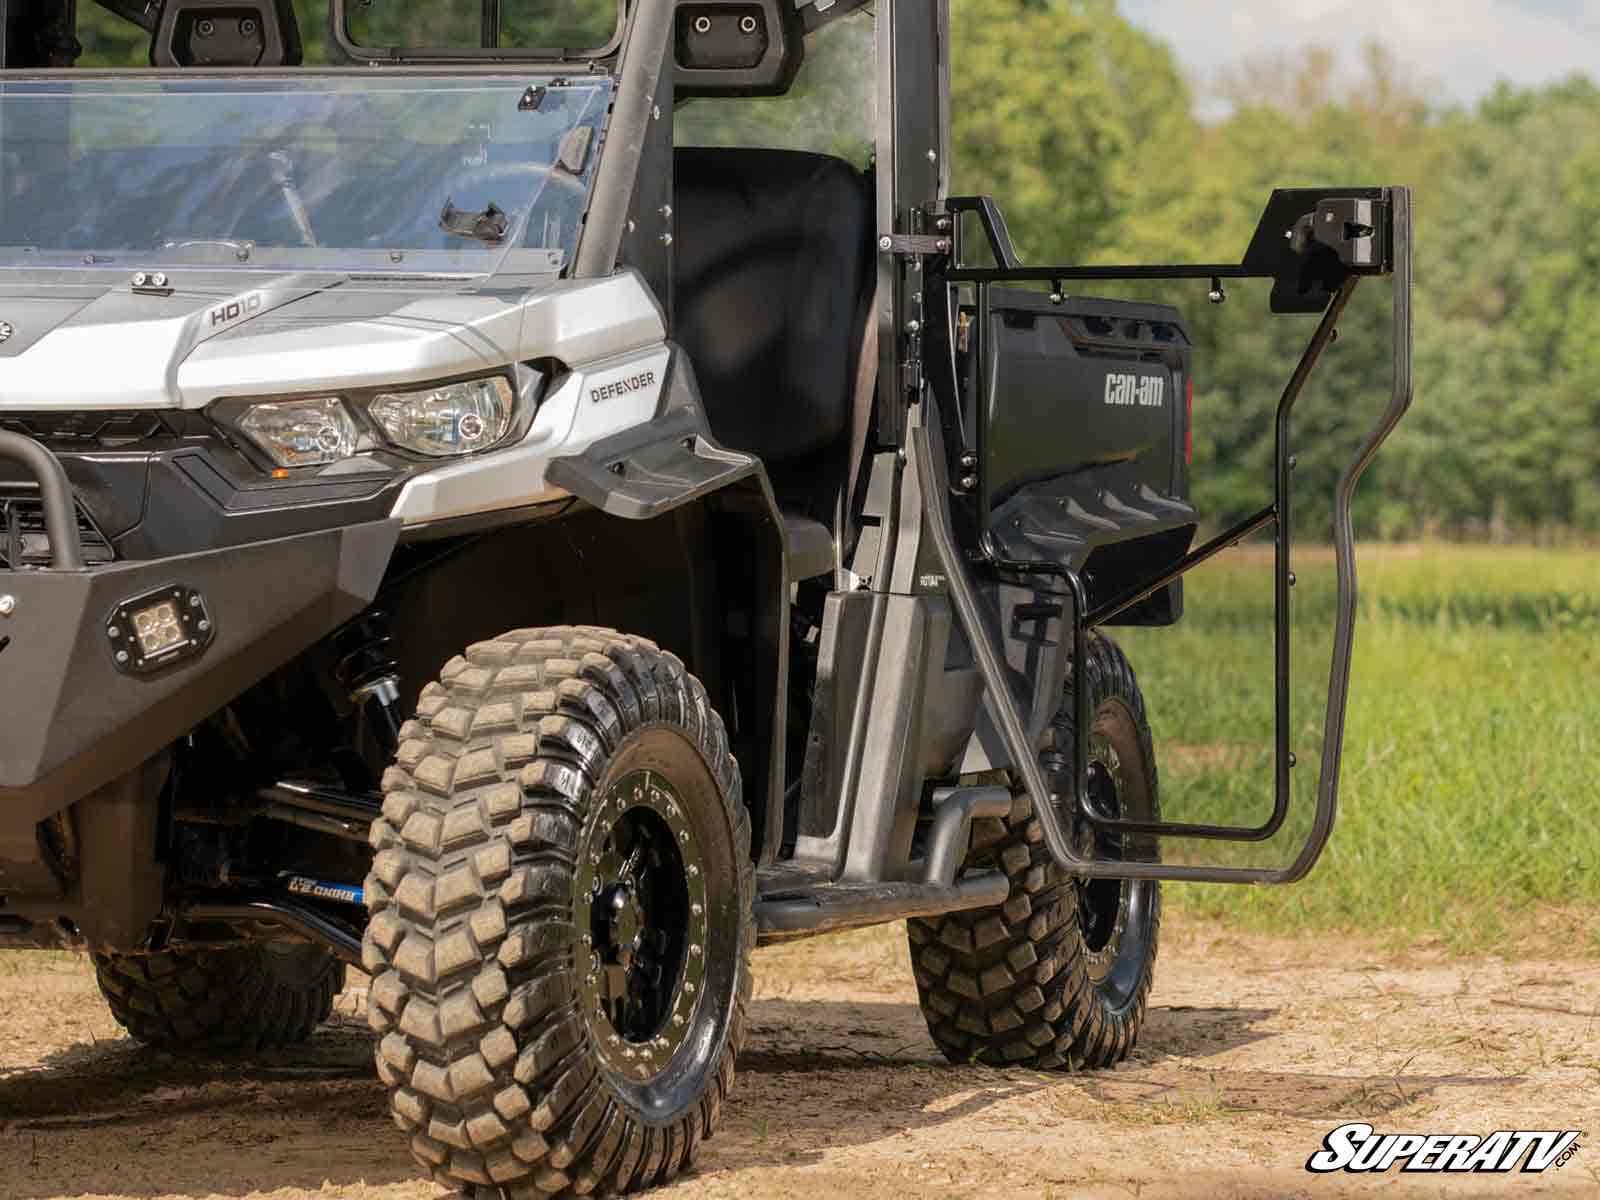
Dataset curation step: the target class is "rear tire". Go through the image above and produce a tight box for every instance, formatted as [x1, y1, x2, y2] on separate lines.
[907, 631, 1161, 1068]
[364, 626, 753, 1197]
[94, 943, 340, 1052]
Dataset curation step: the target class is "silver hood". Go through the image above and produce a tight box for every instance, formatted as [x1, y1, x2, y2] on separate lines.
[0, 269, 666, 410]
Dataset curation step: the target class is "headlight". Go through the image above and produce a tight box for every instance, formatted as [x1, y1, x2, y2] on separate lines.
[369, 377, 513, 457]
[237, 396, 358, 468]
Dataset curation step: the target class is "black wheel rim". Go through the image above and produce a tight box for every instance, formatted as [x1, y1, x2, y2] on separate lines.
[1075, 717, 1156, 1012]
[573, 769, 708, 1083]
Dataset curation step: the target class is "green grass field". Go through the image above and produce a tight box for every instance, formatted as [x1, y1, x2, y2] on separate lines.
[1112, 543, 1600, 954]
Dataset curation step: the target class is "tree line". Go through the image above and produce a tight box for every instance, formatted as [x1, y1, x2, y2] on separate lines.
[952, 0, 1600, 540]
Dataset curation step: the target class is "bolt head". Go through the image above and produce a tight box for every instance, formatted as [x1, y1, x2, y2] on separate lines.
[132, 272, 148, 288]
[959, 474, 979, 491]
[0, 594, 14, 617]
[150, 272, 168, 289]
[878, 235, 893, 252]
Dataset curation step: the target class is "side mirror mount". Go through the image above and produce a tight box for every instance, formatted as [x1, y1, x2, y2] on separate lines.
[672, 0, 804, 97]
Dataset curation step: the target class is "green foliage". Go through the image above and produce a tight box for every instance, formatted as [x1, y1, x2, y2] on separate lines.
[950, 0, 1192, 266]
[951, 5, 1600, 538]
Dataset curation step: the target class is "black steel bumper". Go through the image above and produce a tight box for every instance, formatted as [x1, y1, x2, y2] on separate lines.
[0, 431, 399, 854]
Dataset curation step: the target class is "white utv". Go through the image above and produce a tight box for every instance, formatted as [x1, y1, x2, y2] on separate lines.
[0, 0, 1412, 1194]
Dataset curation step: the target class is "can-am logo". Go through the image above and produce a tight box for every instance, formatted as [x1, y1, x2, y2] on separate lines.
[1104, 373, 1164, 407]
[1307, 1123, 1582, 1174]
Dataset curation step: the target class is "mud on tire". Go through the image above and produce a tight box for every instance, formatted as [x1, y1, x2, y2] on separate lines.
[907, 631, 1161, 1069]
[94, 943, 340, 1052]
[363, 625, 754, 1197]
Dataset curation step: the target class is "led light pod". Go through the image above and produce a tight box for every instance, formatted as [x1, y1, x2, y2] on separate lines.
[237, 396, 358, 468]
[369, 376, 513, 457]
[107, 584, 213, 675]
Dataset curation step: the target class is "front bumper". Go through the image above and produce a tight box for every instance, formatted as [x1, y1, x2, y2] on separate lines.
[0, 431, 398, 853]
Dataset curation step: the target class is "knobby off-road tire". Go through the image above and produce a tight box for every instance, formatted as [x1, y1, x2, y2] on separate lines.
[94, 944, 340, 1052]
[364, 626, 754, 1197]
[908, 631, 1161, 1069]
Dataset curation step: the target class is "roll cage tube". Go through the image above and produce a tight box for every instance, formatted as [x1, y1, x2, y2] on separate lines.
[921, 186, 1413, 884]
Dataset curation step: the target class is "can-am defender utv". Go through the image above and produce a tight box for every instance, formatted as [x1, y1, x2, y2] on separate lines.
[0, 0, 1412, 1193]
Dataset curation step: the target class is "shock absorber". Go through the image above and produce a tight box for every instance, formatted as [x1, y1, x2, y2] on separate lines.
[334, 610, 403, 756]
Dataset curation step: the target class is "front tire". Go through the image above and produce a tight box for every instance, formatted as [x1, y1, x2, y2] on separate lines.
[907, 631, 1161, 1069]
[363, 626, 753, 1197]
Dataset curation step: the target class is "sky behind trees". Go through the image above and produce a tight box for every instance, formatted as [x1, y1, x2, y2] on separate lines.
[1120, 0, 1600, 117]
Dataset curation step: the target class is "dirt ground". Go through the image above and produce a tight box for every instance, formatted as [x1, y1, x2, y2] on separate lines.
[2, 917, 1597, 1200]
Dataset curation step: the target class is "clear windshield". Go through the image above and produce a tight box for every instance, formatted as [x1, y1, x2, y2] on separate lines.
[0, 73, 612, 274]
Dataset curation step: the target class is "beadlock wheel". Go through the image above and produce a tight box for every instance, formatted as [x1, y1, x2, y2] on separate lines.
[574, 769, 709, 1083]
[362, 626, 753, 1197]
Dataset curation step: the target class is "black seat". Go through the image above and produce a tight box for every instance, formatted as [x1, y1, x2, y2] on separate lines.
[672, 147, 874, 580]
[672, 147, 872, 464]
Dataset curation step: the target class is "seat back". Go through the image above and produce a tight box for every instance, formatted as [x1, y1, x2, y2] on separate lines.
[672, 147, 874, 465]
